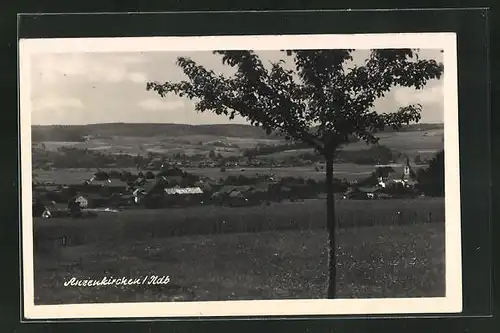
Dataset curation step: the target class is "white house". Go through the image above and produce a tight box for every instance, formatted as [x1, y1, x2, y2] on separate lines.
[75, 195, 89, 208]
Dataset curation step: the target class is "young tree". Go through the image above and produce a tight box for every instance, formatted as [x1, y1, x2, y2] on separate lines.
[146, 49, 443, 298]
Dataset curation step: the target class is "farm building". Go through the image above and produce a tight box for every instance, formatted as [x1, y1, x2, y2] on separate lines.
[76, 179, 129, 196]
[211, 186, 241, 204]
[164, 187, 203, 195]
[133, 172, 207, 207]
[146, 158, 164, 170]
[132, 178, 172, 203]
[225, 190, 248, 206]
[211, 185, 269, 206]
[50, 178, 129, 198]
[86, 178, 128, 189]
[194, 180, 213, 193]
[74, 195, 89, 208]
[83, 194, 114, 208]
[133, 177, 148, 187]
[141, 186, 205, 208]
[110, 194, 137, 207]
[357, 186, 382, 199]
[164, 176, 184, 186]
[245, 187, 269, 203]
[342, 187, 380, 200]
[164, 186, 205, 205]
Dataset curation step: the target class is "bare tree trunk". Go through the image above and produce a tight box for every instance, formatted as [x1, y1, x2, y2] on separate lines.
[325, 153, 337, 299]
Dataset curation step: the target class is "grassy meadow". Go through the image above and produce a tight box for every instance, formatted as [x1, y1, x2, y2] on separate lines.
[34, 198, 444, 249]
[31, 123, 446, 304]
[265, 129, 444, 161]
[33, 197, 445, 303]
[34, 223, 445, 304]
[341, 129, 443, 156]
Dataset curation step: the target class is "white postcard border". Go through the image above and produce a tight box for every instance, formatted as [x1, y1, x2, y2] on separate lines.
[19, 33, 462, 319]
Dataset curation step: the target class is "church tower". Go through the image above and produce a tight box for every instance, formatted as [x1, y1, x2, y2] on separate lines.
[403, 157, 412, 180]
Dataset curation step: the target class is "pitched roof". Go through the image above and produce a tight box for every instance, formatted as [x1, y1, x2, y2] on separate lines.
[167, 176, 184, 184]
[218, 185, 239, 194]
[73, 193, 108, 201]
[357, 186, 381, 193]
[87, 179, 129, 187]
[139, 180, 164, 195]
[229, 190, 245, 198]
[164, 187, 203, 195]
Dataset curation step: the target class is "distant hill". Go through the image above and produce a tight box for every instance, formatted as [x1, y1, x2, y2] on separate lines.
[31, 123, 279, 142]
[382, 123, 444, 133]
[31, 122, 444, 142]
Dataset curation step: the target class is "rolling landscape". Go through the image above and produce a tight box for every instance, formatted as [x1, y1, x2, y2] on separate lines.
[31, 122, 446, 304]
[32, 122, 444, 175]
[26, 46, 449, 310]
[32, 122, 444, 155]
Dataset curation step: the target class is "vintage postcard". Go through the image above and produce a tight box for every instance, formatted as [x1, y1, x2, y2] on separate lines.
[19, 33, 462, 319]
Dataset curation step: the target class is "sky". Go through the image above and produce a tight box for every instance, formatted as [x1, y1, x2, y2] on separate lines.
[29, 49, 444, 126]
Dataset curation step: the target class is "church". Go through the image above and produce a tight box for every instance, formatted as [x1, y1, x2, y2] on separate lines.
[401, 157, 418, 185]
[377, 157, 418, 188]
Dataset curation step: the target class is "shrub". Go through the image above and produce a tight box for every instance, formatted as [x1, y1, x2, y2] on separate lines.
[416, 150, 444, 197]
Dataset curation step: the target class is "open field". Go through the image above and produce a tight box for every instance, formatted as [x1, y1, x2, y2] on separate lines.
[34, 223, 445, 304]
[31, 123, 446, 304]
[33, 162, 428, 184]
[264, 129, 444, 161]
[36, 134, 284, 157]
[342, 129, 444, 155]
[34, 198, 444, 250]
[33, 126, 444, 159]
[183, 165, 387, 181]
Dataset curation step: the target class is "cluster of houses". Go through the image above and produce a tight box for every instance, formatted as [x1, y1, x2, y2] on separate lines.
[32, 159, 421, 219]
[342, 158, 420, 200]
[32, 167, 309, 218]
[144, 156, 301, 171]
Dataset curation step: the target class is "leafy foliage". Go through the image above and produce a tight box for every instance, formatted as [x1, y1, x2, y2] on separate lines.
[146, 48, 444, 299]
[147, 49, 443, 155]
[417, 150, 445, 197]
[375, 166, 396, 178]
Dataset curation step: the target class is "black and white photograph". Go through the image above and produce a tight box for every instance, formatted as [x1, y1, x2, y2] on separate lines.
[19, 33, 462, 319]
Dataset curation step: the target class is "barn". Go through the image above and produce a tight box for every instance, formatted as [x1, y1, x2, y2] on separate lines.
[163, 186, 204, 205]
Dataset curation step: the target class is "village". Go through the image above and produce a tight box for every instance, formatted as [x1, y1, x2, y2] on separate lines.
[32, 157, 424, 220]
[24, 44, 450, 306]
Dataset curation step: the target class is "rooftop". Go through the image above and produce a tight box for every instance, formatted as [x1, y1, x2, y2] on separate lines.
[86, 179, 129, 187]
[164, 187, 203, 195]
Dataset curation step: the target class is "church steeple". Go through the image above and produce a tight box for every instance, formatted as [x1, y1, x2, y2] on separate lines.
[403, 157, 411, 179]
